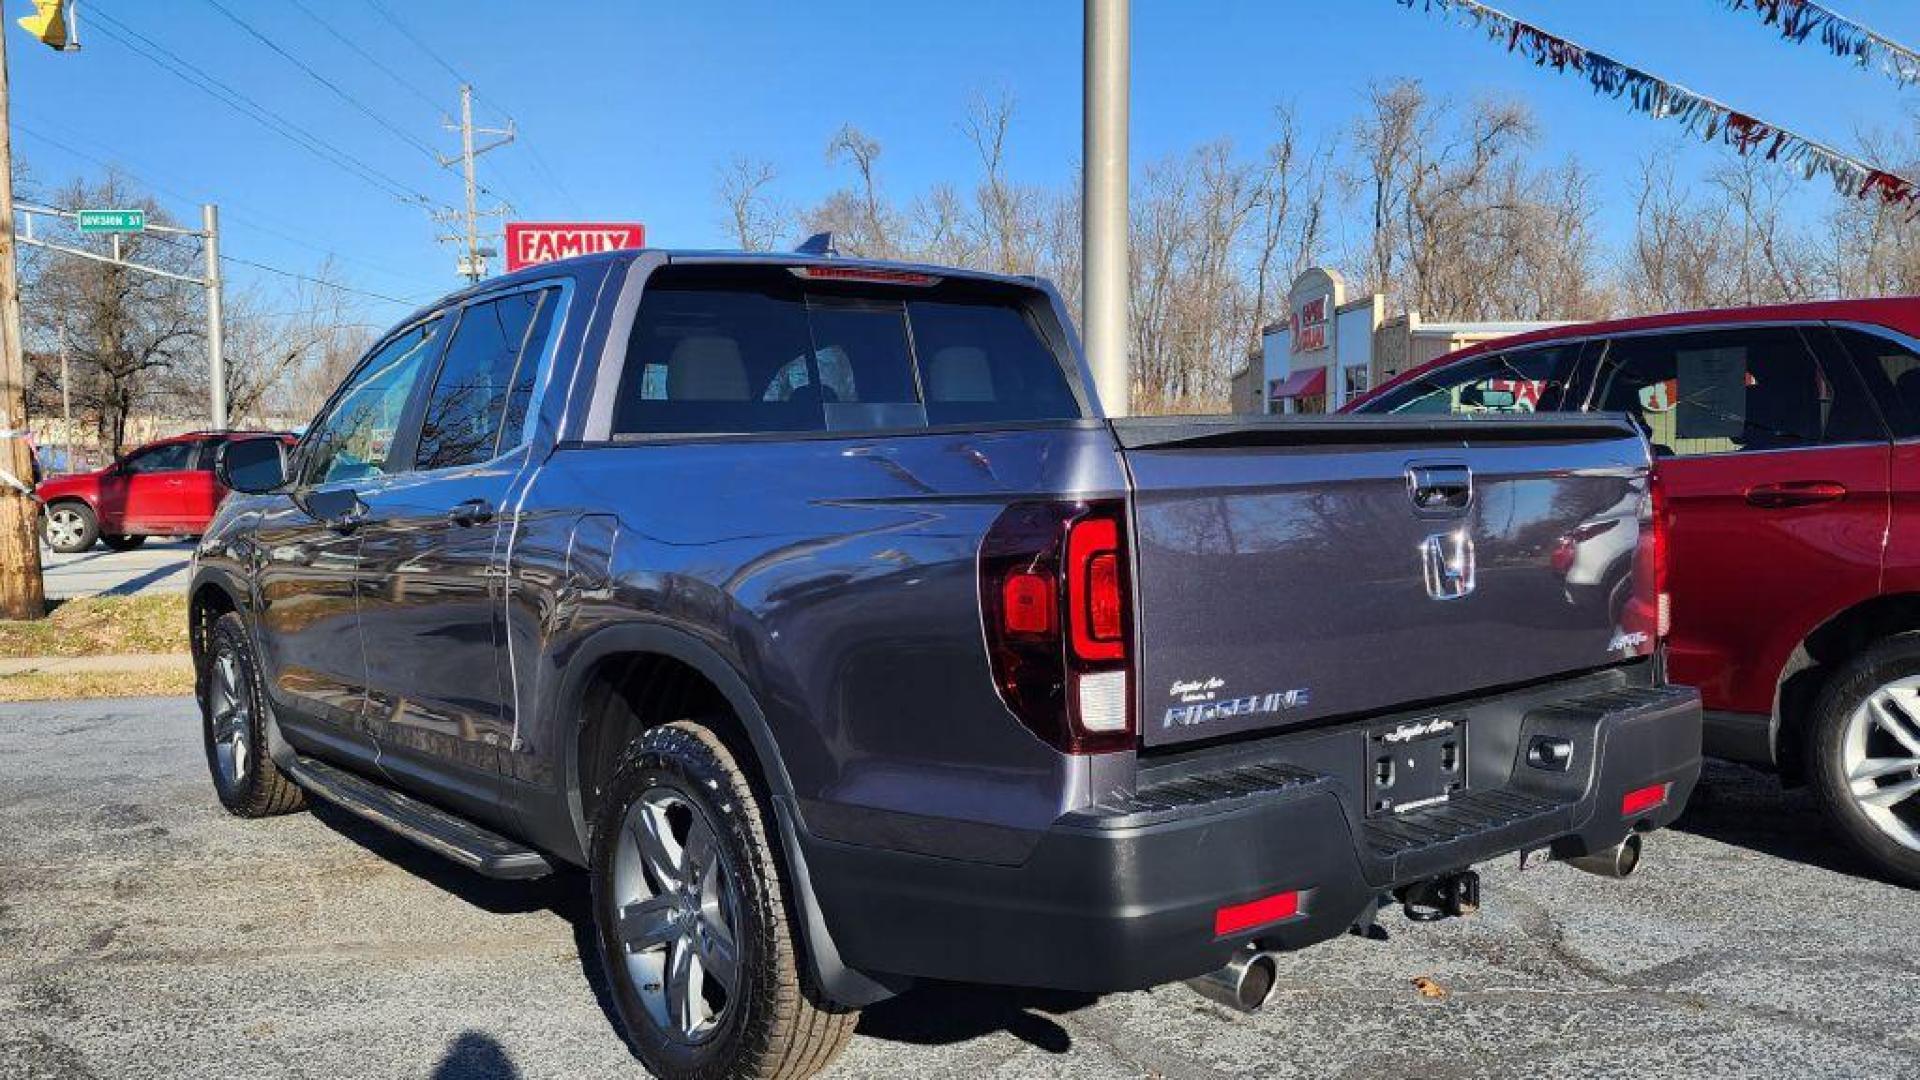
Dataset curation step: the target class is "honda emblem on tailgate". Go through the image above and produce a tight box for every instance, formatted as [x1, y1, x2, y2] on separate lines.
[1421, 530, 1476, 600]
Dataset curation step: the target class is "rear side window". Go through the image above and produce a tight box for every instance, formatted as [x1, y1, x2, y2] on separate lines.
[415, 287, 561, 470]
[611, 267, 1079, 436]
[1361, 343, 1581, 415]
[1587, 326, 1880, 456]
[1832, 326, 1920, 439]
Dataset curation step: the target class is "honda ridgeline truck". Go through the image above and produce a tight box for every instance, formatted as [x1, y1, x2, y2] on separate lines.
[190, 249, 1702, 1079]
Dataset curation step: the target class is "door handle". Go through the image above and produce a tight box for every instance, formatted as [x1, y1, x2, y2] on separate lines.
[1745, 481, 1848, 509]
[323, 505, 368, 534]
[447, 498, 495, 527]
[1406, 464, 1474, 514]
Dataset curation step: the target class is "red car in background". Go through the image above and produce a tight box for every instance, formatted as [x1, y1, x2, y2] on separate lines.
[36, 430, 292, 553]
[1352, 298, 1920, 886]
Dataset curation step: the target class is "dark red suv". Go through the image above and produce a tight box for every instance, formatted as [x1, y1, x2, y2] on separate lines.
[36, 431, 292, 553]
[1353, 299, 1920, 885]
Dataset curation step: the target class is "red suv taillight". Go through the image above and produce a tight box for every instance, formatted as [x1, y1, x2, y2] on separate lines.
[1620, 473, 1670, 652]
[980, 501, 1133, 754]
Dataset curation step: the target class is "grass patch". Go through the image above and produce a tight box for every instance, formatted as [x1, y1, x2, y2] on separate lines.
[0, 594, 190, 658]
[0, 663, 195, 702]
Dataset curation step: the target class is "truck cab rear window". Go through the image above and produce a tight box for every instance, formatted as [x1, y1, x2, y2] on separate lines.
[611, 267, 1080, 436]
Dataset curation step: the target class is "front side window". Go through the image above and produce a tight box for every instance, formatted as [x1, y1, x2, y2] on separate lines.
[1588, 326, 1878, 457]
[121, 441, 196, 474]
[1361, 343, 1581, 415]
[299, 319, 445, 486]
[415, 288, 561, 471]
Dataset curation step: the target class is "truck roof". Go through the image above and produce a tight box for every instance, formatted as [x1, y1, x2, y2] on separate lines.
[410, 248, 1048, 327]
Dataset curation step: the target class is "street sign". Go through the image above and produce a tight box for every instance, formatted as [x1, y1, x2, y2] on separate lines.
[505, 222, 645, 272]
[76, 209, 145, 234]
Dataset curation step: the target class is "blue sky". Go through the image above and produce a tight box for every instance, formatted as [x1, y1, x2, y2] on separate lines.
[11, 0, 1920, 320]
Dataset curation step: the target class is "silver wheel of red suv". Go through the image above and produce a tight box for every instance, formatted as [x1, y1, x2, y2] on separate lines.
[1809, 634, 1920, 888]
[1838, 676, 1920, 852]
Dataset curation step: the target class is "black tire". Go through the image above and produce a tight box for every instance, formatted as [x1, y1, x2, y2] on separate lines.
[41, 500, 98, 553]
[101, 533, 147, 552]
[200, 612, 306, 818]
[1806, 634, 1920, 888]
[589, 720, 856, 1080]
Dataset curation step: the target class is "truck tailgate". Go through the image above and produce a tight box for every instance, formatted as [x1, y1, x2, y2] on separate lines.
[1115, 414, 1652, 749]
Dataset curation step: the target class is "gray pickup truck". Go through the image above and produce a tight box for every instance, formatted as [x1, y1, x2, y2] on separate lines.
[190, 249, 1702, 1079]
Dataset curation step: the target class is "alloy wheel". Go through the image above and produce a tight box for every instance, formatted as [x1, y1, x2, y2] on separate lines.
[1841, 675, 1920, 852]
[207, 647, 251, 790]
[611, 787, 743, 1043]
[45, 508, 85, 550]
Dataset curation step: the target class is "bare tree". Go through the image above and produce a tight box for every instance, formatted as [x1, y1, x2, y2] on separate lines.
[715, 156, 783, 251]
[23, 176, 202, 451]
[808, 125, 902, 258]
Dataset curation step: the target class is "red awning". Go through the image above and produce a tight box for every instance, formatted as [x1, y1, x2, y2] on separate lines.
[1268, 367, 1327, 400]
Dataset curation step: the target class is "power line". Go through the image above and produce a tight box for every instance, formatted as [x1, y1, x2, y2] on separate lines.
[288, 0, 444, 113]
[13, 120, 428, 288]
[202, 0, 443, 164]
[134, 225, 429, 308]
[86, 4, 437, 207]
[350, 0, 533, 212]
[363, 0, 470, 85]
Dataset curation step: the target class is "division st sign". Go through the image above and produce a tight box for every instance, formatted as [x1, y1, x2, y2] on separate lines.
[77, 209, 146, 234]
[504, 222, 646, 272]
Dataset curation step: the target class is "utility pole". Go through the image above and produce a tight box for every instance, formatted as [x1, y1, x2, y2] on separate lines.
[0, 23, 46, 620]
[1083, 0, 1131, 418]
[57, 326, 71, 465]
[203, 203, 225, 429]
[436, 84, 513, 283]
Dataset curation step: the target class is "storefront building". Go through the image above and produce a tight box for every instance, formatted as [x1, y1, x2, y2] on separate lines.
[1230, 267, 1569, 415]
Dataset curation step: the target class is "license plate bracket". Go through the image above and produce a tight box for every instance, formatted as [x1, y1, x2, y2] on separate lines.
[1366, 716, 1467, 816]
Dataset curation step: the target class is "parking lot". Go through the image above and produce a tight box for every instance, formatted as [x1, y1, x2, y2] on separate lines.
[38, 540, 193, 601]
[0, 695, 1914, 1080]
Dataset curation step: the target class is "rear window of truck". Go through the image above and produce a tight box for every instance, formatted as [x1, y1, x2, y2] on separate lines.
[611, 266, 1081, 436]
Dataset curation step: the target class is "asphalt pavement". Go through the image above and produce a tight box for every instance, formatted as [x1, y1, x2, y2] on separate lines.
[38, 540, 194, 601]
[2, 695, 1917, 1080]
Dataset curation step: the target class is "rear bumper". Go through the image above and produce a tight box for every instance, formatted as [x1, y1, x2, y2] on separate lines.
[805, 679, 1701, 993]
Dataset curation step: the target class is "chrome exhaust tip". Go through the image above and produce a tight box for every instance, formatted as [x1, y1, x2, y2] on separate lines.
[1186, 950, 1278, 1013]
[1565, 832, 1642, 878]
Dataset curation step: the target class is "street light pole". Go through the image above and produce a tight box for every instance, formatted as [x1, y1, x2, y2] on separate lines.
[1083, 0, 1131, 418]
[0, 23, 47, 620]
[203, 203, 225, 430]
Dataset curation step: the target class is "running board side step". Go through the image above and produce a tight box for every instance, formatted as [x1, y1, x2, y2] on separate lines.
[284, 756, 554, 880]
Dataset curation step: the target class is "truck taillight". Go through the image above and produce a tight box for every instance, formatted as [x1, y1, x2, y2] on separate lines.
[1621, 473, 1671, 653]
[981, 501, 1134, 754]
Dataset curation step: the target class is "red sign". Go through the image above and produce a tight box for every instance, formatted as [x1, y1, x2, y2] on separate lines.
[1290, 293, 1330, 354]
[505, 222, 646, 271]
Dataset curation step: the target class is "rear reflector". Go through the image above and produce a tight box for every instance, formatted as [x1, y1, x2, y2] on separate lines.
[1075, 669, 1128, 733]
[1214, 890, 1302, 937]
[1621, 782, 1670, 817]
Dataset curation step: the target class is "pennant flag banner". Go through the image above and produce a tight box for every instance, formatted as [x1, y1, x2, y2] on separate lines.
[1397, 0, 1920, 211]
[1721, 0, 1920, 87]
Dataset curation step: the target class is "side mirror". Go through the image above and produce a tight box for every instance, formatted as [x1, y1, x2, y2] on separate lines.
[215, 438, 288, 494]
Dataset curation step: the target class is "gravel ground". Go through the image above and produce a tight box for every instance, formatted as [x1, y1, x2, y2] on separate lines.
[3, 695, 1917, 1080]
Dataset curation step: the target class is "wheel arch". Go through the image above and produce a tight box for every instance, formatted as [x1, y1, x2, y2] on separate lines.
[1775, 592, 1920, 783]
[554, 622, 900, 1007]
[188, 577, 244, 674]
